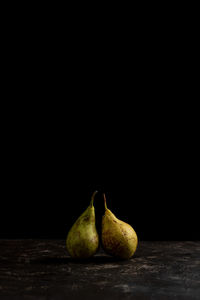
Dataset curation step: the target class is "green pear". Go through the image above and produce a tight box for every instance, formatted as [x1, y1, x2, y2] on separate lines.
[102, 194, 138, 259]
[66, 191, 99, 259]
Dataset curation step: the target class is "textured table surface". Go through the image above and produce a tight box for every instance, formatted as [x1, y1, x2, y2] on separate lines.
[0, 240, 199, 299]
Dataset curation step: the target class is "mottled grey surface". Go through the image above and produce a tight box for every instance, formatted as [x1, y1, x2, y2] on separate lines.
[0, 240, 200, 299]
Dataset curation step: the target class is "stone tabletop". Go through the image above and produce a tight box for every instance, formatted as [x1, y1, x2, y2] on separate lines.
[0, 240, 199, 299]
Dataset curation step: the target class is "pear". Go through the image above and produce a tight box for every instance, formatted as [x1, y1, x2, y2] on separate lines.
[102, 194, 138, 259]
[66, 191, 99, 259]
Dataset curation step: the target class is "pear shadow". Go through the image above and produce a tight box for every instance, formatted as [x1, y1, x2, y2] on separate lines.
[31, 255, 130, 265]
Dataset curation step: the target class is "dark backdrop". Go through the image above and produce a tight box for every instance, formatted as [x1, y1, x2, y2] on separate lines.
[1, 101, 198, 240]
[1, 16, 198, 240]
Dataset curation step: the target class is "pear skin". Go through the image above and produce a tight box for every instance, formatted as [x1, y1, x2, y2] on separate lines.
[102, 194, 138, 259]
[66, 191, 99, 259]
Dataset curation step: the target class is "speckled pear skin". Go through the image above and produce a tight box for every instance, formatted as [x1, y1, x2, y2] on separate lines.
[102, 195, 138, 259]
[66, 191, 99, 259]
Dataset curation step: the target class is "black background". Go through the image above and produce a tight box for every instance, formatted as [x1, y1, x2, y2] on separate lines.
[1, 100, 198, 240]
[0, 10, 199, 240]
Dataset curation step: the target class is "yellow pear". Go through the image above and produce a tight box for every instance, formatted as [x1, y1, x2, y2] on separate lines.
[66, 191, 99, 259]
[102, 194, 138, 259]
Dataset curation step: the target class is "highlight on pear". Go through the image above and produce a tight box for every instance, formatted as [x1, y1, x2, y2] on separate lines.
[101, 193, 138, 259]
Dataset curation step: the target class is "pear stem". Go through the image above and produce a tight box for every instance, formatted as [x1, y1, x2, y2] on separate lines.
[103, 193, 108, 210]
[90, 190, 98, 207]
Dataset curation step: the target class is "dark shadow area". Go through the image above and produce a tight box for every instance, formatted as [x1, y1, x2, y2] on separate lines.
[31, 254, 131, 265]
